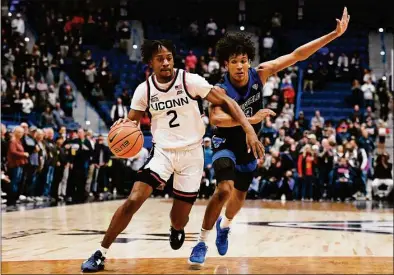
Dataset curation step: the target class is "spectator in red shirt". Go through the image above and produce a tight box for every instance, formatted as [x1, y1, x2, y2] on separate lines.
[7, 126, 29, 205]
[185, 50, 198, 73]
[140, 112, 151, 132]
[282, 85, 295, 105]
[298, 145, 317, 201]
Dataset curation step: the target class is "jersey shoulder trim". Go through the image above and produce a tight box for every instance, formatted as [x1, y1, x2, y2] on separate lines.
[249, 67, 264, 86]
[182, 70, 197, 100]
[146, 78, 151, 110]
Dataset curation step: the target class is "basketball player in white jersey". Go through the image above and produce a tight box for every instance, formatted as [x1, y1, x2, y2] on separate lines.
[81, 39, 265, 272]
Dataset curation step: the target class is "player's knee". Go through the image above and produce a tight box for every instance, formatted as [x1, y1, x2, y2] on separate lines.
[234, 189, 247, 202]
[123, 198, 138, 216]
[216, 181, 234, 202]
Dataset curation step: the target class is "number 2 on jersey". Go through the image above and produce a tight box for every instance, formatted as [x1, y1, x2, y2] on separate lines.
[167, 110, 180, 128]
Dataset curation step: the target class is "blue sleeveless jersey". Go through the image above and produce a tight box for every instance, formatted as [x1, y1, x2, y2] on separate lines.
[212, 68, 264, 165]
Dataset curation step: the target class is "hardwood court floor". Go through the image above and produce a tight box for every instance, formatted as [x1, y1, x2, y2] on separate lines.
[2, 199, 393, 274]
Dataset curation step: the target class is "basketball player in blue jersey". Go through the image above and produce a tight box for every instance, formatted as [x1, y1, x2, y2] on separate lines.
[189, 7, 350, 268]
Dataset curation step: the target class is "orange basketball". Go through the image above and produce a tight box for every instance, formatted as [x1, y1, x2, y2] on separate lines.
[107, 121, 144, 158]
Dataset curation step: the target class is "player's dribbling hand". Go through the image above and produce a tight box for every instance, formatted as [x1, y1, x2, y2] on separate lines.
[245, 131, 265, 160]
[111, 118, 138, 128]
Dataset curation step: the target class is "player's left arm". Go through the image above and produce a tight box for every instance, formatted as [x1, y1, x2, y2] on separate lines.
[256, 7, 350, 83]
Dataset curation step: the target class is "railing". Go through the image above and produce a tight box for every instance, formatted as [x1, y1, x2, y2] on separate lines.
[295, 69, 304, 120]
[0, 112, 37, 125]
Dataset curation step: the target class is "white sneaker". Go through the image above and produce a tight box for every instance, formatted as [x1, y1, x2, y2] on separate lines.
[34, 196, 43, 202]
[2, 199, 7, 204]
[281, 194, 286, 202]
[19, 195, 27, 201]
[26, 197, 35, 202]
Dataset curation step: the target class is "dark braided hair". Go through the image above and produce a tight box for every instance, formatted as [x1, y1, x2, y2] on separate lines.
[215, 32, 256, 66]
[141, 39, 176, 64]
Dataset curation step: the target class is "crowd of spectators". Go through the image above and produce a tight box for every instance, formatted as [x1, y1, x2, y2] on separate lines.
[1, 12, 75, 130]
[1, 122, 153, 206]
[1, 3, 393, 208]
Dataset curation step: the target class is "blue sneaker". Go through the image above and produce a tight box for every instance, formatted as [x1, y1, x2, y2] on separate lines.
[81, 250, 105, 272]
[188, 242, 208, 269]
[215, 216, 230, 256]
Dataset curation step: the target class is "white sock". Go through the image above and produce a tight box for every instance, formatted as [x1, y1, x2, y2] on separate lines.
[220, 216, 233, 229]
[197, 228, 211, 243]
[99, 247, 108, 257]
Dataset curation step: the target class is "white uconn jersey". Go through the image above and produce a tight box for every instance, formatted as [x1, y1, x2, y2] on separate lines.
[131, 69, 212, 149]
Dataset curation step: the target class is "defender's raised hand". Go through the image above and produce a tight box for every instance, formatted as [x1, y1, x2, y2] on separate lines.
[335, 7, 350, 37]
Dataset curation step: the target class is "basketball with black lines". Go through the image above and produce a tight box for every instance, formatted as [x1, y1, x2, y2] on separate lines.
[107, 122, 144, 158]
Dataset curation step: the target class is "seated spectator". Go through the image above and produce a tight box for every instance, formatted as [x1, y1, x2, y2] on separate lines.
[263, 137, 272, 153]
[372, 153, 393, 199]
[259, 153, 283, 199]
[53, 102, 65, 128]
[258, 120, 277, 144]
[363, 106, 375, 121]
[291, 121, 304, 141]
[263, 76, 276, 106]
[266, 95, 279, 115]
[275, 112, 289, 130]
[311, 110, 324, 128]
[41, 106, 57, 129]
[336, 122, 350, 144]
[282, 103, 294, 121]
[282, 82, 296, 105]
[296, 111, 309, 131]
[207, 56, 220, 74]
[365, 119, 377, 141]
[273, 128, 286, 150]
[376, 121, 389, 154]
[332, 156, 356, 201]
[91, 83, 105, 101]
[358, 129, 375, 157]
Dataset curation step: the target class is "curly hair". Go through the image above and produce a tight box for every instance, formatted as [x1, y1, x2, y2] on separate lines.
[215, 32, 256, 66]
[141, 39, 176, 64]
